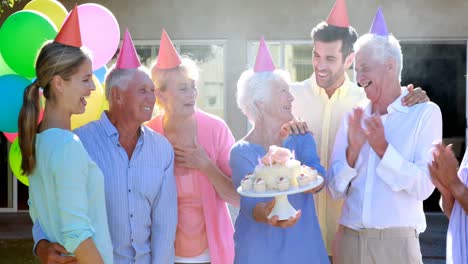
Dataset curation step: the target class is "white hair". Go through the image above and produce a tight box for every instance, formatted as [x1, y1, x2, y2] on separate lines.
[354, 33, 403, 80]
[236, 69, 291, 123]
[104, 65, 151, 101]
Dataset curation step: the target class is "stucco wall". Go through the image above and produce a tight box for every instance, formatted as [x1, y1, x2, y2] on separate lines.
[60, 0, 468, 138]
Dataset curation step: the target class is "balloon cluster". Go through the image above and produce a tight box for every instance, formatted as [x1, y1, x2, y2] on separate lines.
[0, 0, 120, 185]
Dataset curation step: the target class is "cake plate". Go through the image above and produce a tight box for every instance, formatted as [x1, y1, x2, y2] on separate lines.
[237, 176, 324, 220]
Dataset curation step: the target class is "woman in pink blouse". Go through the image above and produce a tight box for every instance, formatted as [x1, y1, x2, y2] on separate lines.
[146, 30, 239, 264]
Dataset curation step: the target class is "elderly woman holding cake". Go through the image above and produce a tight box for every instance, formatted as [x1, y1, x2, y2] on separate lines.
[229, 38, 329, 264]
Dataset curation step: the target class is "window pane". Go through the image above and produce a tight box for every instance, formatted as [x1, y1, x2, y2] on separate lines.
[399, 42, 467, 212]
[401, 42, 466, 148]
[135, 45, 159, 68]
[285, 44, 313, 82]
[180, 44, 225, 119]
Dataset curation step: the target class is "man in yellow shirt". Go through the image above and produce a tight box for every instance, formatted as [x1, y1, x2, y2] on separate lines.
[290, 0, 428, 259]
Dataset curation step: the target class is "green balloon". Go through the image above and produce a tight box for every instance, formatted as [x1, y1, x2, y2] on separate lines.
[9, 138, 29, 186]
[0, 52, 15, 76]
[0, 10, 57, 78]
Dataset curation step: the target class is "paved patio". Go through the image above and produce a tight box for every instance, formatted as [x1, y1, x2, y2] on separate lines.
[0, 211, 449, 263]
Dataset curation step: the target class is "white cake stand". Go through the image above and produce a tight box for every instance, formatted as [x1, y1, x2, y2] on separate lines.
[237, 176, 324, 220]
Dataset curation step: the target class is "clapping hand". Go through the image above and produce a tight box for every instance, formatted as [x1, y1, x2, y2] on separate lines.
[347, 107, 367, 151]
[346, 108, 389, 163]
[364, 113, 388, 157]
[428, 142, 460, 195]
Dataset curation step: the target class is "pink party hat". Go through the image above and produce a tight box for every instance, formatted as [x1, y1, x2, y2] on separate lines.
[254, 37, 275, 72]
[156, 29, 182, 69]
[369, 7, 389, 37]
[326, 0, 349, 28]
[55, 4, 82, 47]
[115, 29, 141, 69]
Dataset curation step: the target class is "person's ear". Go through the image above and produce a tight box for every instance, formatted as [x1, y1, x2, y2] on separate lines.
[110, 87, 123, 105]
[386, 57, 396, 72]
[344, 52, 355, 69]
[254, 100, 265, 112]
[155, 88, 163, 100]
[50, 75, 66, 95]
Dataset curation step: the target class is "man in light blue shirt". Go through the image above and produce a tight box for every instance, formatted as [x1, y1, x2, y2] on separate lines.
[33, 59, 178, 263]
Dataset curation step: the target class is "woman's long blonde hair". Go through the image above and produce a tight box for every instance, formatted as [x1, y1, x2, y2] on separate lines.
[18, 41, 90, 175]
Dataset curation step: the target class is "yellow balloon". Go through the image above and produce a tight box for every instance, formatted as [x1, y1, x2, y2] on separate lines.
[101, 99, 109, 112]
[23, 0, 68, 30]
[101, 83, 109, 112]
[71, 76, 105, 130]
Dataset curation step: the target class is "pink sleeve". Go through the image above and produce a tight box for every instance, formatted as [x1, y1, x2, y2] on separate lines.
[145, 115, 163, 134]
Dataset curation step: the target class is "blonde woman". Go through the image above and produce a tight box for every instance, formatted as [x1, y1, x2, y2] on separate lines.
[146, 30, 238, 264]
[18, 10, 112, 264]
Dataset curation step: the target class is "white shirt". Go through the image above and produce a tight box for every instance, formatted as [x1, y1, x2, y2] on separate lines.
[328, 88, 442, 233]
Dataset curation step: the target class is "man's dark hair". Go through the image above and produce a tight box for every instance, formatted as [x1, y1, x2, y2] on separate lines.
[311, 22, 359, 59]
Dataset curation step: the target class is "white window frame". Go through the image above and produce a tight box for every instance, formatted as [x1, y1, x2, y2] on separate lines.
[246, 40, 314, 132]
[247, 39, 312, 70]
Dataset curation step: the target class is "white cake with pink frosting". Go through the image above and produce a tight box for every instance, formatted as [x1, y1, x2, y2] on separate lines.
[241, 146, 318, 192]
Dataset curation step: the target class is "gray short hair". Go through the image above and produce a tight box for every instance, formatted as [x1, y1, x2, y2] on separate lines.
[354, 33, 403, 80]
[104, 65, 151, 101]
[236, 69, 291, 123]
